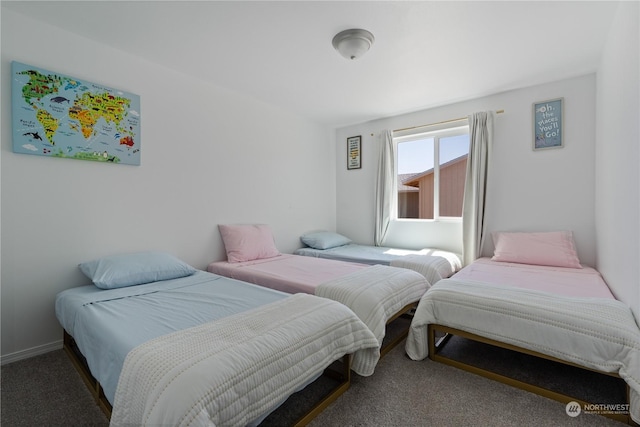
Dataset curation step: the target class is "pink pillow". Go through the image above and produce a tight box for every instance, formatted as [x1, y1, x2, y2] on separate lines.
[491, 231, 582, 268]
[218, 224, 281, 263]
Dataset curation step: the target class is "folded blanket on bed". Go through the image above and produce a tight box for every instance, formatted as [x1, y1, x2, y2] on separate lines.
[316, 264, 428, 345]
[390, 252, 460, 285]
[405, 279, 640, 424]
[110, 293, 379, 427]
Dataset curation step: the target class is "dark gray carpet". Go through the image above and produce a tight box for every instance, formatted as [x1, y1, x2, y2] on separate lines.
[309, 338, 627, 427]
[1, 349, 108, 426]
[1, 335, 627, 426]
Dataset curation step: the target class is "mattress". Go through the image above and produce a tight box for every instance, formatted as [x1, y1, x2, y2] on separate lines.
[207, 254, 429, 345]
[56, 271, 290, 405]
[406, 258, 640, 423]
[207, 254, 367, 294]
[56, 270, 380, 426]
[295, 244, 462, 282]
[451, 257, 615, 298]
[295, 244, 437, 265]
[111, 293, 379, 426]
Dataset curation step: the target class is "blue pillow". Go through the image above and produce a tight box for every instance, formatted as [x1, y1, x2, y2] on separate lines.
[300, 231, 352, 250]
[79, 251, 197, 289]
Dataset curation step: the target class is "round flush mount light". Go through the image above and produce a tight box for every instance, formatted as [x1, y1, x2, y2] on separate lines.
[332, 28, 375, 60]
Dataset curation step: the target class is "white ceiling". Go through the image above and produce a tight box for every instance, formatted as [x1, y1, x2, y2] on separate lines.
[3, 1, 620, 128]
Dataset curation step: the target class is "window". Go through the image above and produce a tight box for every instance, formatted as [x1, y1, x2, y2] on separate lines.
[395, 125, 469, 220]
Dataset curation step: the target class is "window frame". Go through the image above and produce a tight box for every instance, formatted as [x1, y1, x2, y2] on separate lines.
[394, 124, 469, 221]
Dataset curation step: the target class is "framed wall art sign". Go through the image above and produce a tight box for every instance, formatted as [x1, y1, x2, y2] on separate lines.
[347, 135, 361, 170]
[533, 97, 563, 150]
[12, 61, 141, 165]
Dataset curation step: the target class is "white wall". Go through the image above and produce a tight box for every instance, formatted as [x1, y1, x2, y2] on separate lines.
[595, 1, 640, 320]
[1, 9, 336, 362]
[336, 75, 598, 266]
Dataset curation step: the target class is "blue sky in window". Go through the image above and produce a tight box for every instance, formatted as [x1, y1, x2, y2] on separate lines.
[397, 134, 469, 174]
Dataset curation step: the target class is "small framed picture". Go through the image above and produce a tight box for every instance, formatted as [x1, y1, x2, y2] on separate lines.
[533, 98, 563, 150]
[347, 135, 362, 170]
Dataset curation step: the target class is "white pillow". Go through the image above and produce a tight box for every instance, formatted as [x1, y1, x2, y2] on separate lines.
[79, 251, 197, 289]
[300, 231, 352, 250]
[491, 231, 582, 268]
[218, 224, 281, 263]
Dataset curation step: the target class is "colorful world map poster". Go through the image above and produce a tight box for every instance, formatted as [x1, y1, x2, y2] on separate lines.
[12, 61, 141, 165]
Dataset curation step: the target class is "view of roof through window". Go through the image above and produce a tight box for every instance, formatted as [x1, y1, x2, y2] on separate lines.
[397, 133, 469, 219]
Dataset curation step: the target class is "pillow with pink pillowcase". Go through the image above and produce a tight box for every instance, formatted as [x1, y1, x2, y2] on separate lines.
[491, 230, 582, 268]
[219, 224, 281, 263]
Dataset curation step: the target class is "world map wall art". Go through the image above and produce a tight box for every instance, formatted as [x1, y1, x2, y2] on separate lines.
[11, 61, 141, 165]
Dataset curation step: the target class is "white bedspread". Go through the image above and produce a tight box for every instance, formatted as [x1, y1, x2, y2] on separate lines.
[390, 251, 461, 285]
[317, 264, 428, 345]
[110, 293, 379, 427]
[405, 279, 640, 423]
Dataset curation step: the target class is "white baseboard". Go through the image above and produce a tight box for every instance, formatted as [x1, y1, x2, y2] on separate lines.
[1, 340, 63, 366]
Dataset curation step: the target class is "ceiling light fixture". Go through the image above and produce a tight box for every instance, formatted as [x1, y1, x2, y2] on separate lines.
[332, 28, 375, 60]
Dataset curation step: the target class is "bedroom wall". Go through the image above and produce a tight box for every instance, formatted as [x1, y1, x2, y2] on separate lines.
[336, 74, 598, 266]
[0, 9, 336, 362]
[595, 1, 640, 320]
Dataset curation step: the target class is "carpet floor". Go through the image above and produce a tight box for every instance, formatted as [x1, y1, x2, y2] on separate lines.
[1, 333, 628, 426]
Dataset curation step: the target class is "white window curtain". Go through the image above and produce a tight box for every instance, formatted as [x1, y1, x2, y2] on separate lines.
[462, 111, 494, 266]
[374, 130, 397, 246]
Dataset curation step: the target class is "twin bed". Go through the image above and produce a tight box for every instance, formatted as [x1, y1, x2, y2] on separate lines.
[56, 252, 380, 426]
[207, 226, 461, 356]
[405, 231, 640, 425]
[293, 230, 462, 283]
